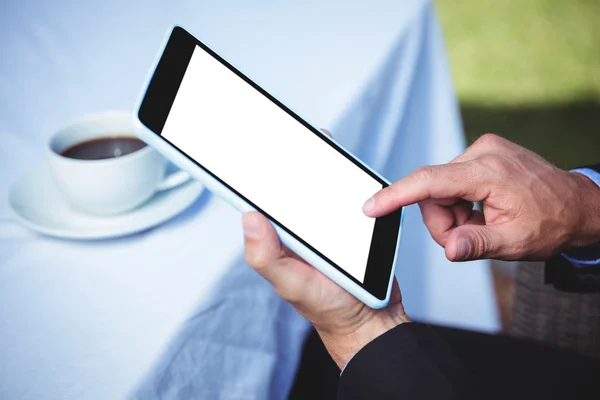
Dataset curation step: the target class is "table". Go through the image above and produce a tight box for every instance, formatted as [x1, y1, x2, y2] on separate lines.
[0, 1, 499, 399]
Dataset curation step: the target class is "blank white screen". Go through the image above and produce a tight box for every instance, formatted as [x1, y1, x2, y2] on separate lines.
[162, 46, 382, 282]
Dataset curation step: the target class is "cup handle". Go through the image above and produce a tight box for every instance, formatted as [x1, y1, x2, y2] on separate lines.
[156, 170, 192, 192]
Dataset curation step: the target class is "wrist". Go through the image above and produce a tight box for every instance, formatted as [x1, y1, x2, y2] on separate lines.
[316, 308, 410, 369]
[570, 171, 600, 247]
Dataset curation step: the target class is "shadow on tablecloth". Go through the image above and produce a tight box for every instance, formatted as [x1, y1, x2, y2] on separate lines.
[133, 254, 310, 400]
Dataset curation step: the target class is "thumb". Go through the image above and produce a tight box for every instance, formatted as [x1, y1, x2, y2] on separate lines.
[242, 212, 311, 300]
[242, 212, 285, 283]
[445, 224, 507, 261]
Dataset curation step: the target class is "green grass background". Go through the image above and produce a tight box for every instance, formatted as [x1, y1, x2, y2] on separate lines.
[436, 0, 600, 169]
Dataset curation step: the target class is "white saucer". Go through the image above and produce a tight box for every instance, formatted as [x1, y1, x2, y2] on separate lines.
[9, 164, 205, 240]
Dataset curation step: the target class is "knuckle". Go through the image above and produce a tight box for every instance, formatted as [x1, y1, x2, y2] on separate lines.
[382, 184, 396, 197]
[412, 166, 435, 183]
[471, 229, 490, 257]
[475, 133, 504, 148]
[275, 261, 302, 300]
[244, 247, 266, 269]
[478, 153, 509, 172]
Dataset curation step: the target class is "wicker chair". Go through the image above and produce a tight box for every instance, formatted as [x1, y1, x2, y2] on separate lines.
[510, 261, 600, 359]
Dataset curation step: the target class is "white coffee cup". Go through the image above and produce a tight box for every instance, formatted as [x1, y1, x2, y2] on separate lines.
[48, 110, 189, 215]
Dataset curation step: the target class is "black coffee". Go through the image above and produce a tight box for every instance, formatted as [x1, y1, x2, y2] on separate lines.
[61, 137, 147, 160]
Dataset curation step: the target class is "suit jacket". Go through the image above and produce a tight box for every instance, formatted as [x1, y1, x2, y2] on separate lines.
[338, 323, 600, 400]
[338, 164, 600, 399]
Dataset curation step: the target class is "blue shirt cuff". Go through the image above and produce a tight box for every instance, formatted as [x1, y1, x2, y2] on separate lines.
[572, 168, 600, 188]
[561, 168, 600, 267]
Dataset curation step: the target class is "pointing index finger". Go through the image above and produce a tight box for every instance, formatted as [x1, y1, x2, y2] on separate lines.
[363, 162, 488, 217]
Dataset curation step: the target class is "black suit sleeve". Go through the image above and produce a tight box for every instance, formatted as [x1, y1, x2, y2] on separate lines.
[338, 323, 486, 400]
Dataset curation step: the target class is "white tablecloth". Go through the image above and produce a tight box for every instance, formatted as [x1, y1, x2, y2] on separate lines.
[0, 1, 499, 399]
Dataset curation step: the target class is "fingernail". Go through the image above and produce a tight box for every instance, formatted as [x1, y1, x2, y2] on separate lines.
[363, 196, 376, 214]
[456, 236, 471, 260]
[242, 214, 262, 239]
